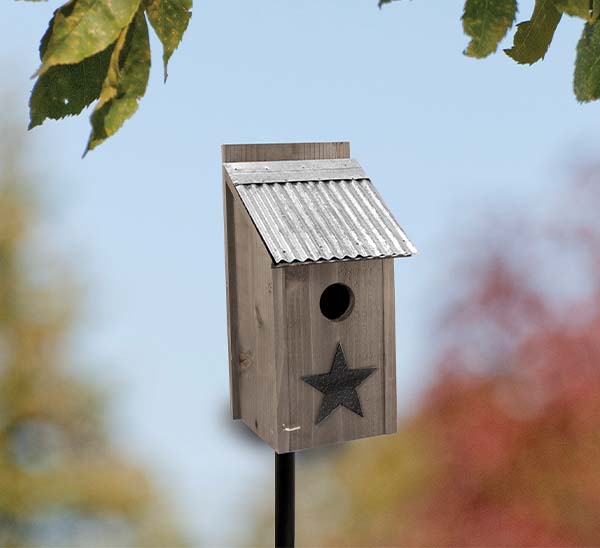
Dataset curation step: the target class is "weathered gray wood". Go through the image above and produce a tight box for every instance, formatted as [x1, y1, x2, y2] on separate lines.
[232, 197, 256, 422]
[222, 142, 350, 163]
[222, 142, 350, 449]
[278, 259, 391, 452]
[280, 264, 314, 452]
[222, 181, 241, 418]
[338, 260, 385, 443]
[273, 267, 289, 450]
[243, 216, 278, 444]
[229, 183, 278, 446]
[382, 258, 398, 434]
[305, 263, 342, 450]
[223, 142, 400, 453]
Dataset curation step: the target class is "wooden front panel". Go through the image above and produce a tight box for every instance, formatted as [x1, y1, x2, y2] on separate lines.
[277, 258, 397, 452]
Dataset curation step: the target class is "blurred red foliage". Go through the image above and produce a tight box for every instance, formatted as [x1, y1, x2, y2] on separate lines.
[313, 166, 600, 547]
[400, 168, 600, 546]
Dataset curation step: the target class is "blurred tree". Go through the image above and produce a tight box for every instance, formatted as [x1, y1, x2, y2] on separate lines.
[252, 165, 600, 547]
[0, 126, 187, 546]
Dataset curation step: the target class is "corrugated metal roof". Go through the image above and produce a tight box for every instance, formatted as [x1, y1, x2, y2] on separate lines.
[235, 177, 417, 266]
[224, 158, 366, 185]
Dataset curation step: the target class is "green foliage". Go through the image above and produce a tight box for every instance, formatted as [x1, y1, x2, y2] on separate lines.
[462, 0, 518, 58]
[18, 0, 600, 152]
[29, 47, 114, 129]
[87, 9, 151, 153]
[146, 0, 192, 81]
[574, 19, 600, 100]
[36, 0, 142, 76]
[23, 0, 191, 154]
[556, 0, 594, 19]
[378, 0, 600, 105]
[504, 0, 563, 64]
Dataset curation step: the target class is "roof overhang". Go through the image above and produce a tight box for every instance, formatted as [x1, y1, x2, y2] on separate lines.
[224, 158, 417, 266]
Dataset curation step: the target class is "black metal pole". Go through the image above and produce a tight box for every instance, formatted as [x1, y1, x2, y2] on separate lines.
[275, 452, 295, 548]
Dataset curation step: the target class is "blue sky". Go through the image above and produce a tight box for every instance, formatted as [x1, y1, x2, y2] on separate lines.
[3, 0, 600, 544]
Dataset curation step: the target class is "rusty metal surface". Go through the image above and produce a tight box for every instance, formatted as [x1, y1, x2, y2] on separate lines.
[236, 178, 417, 265]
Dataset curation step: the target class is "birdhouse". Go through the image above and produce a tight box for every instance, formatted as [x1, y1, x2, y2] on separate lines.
[222, 142, 416, 453]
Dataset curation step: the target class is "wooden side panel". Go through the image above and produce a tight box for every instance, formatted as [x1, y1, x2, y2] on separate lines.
[228, 199, 278, 446]
[278, 259, 395, 452]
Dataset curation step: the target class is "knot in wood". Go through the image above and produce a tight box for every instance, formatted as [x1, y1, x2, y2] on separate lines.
[239, 351, 254, 371]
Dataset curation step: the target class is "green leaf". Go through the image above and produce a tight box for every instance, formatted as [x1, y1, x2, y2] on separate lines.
[29, 3, 115, 129]
[37, 0, 141, 76]
[29, 46, 114, 129]
[462, 0, 518, 58]
[504, 0, 562, 64]
[95, 25, 130, 109]
[85, 9, 151, 154]
[574, 20, 600, 101]
[146, 0, 192, 81]
[38, 0, 74, 58]
[556, 0, 595, 20]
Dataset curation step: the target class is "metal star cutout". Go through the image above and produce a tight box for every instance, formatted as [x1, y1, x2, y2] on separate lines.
[302, 343, 376, 425]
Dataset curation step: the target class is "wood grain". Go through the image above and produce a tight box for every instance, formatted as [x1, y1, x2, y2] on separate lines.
[222, 142, 350, 163]
[279, 259, 392, 452]
[382, 258, 398, 434]
[222, 181, 240, 418]
[222, 142, 398, 453]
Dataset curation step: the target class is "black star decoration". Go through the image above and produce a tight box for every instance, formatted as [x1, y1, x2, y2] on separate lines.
[302, 343, 376, 425]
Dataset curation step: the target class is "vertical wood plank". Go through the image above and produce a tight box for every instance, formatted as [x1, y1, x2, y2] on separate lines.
[233, 199, 256, 422]
[337, 259, 385, 442]
[305, 262, 341, 450]
[382, 258, 398, 434]
[282, 265, 313, 452]
[273, 268, 289, 453]
[251, 222, 278, 442]
[222, 182, 241, 418]
[228, 191, 278, 447]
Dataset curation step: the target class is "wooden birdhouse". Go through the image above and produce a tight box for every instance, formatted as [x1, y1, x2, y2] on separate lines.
[222, 142, 416, 453]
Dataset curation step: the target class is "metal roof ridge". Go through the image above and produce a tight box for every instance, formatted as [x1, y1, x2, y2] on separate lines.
[224, 158, 367, 186]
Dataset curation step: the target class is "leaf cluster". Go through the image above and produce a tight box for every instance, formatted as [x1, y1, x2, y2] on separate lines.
[380, 0, 600, 102]
[20, 0, 600, 154]
[26, 0, 192, 155]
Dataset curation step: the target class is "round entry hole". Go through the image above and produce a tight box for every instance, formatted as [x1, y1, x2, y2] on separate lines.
[319, 283, 354, 321]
